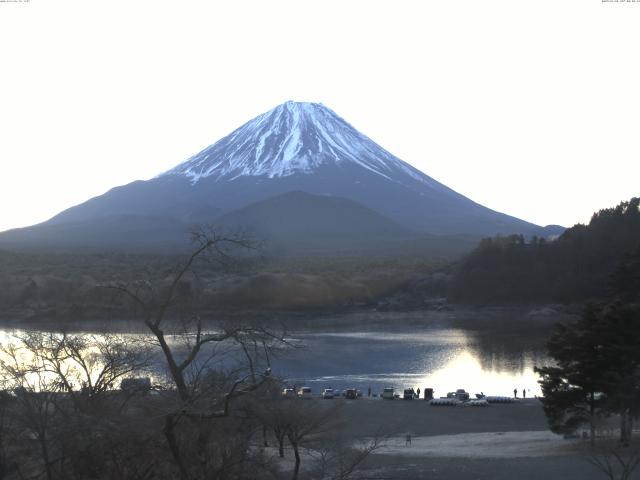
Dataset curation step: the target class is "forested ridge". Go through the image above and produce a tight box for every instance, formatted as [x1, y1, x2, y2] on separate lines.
[451, 198, 640, 304]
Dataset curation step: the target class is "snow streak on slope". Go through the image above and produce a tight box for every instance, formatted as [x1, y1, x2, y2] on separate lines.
[162, 101, 437, 188]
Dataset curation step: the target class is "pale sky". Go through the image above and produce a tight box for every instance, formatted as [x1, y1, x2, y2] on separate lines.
[1, 0, 638, 233]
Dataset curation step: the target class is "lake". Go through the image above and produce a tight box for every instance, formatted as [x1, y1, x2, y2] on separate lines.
[0, 308, 561, 398]
[272, 325, 551, 398]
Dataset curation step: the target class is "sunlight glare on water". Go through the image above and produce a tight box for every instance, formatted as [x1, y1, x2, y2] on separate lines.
[277, 328, 546, 397]
[419, 350, 542, 398]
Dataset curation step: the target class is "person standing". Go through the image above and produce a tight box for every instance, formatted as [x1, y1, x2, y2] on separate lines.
[523, 389, 526, 399]
[416, 387, 421, 398]
[514, 388, 518, 398]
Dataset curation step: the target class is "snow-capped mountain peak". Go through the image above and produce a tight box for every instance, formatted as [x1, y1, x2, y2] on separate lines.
[162, 101, 433, 187]
[0, 101, 554, 250]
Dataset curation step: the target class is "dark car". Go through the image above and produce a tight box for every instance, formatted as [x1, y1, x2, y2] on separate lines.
[345, 388, 358, 399]
[403, 388, 416, 400]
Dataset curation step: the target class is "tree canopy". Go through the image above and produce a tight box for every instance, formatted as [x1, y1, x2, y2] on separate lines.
[452, 198, 640, 304]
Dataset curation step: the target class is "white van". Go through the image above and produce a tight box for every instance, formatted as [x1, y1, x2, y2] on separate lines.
[297, 387, 313, 399]
[382, 388, 395, 400]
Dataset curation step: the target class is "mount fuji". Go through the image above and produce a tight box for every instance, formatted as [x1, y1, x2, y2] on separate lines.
[0, 101, 562, 253]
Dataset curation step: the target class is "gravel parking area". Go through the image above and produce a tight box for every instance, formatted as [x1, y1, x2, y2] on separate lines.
[326, 396, 550, 438]
[299, 396, 613, 479]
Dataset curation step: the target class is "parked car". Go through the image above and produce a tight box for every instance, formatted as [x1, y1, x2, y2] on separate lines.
[297, 387, 313, 399]
[120, 377, 151, 392]
[454, 389, 470, 401]
[322, 388, 334, 399]
[382, 388, 395, 400]
[282, 388, 295, 398]
[403, 388, 416, 400]
[345, 388, 358, 399]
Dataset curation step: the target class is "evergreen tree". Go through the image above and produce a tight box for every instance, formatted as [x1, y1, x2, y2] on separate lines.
[535, 305, 609, 446]
[597, 302, 640, 446]
[536, 302, 640, 445]
[452, 197, 640, 304]
[610, 248, 640, 302]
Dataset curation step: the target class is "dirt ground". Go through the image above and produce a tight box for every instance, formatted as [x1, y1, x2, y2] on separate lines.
[336, 396, 550, 438]
[296, 396, 633, 480]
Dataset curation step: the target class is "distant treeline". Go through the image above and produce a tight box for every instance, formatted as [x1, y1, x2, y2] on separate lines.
[0, 248, 441, 322]
[451, 197, 640, 304]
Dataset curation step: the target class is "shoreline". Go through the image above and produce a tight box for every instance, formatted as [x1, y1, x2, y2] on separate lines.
[0, 303, 579, 333]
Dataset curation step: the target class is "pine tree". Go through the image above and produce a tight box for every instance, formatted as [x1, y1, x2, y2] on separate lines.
[535, 305, 609, 446]
[536, 302, 640, 445]
[597, 302, 640, 446]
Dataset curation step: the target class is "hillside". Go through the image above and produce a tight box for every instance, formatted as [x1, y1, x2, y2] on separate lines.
[213, 191, 477, 256]
[450, 197, 640, 304]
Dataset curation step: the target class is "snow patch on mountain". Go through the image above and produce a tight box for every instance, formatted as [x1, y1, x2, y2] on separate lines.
[161, 101, 438, 189]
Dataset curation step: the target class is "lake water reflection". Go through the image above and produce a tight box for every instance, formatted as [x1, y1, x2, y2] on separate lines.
[0, 320, 552, 398]
[273, 328, 550, 398]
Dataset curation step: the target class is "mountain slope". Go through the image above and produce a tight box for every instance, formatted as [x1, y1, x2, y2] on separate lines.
[214, 191, 419, 254]
[216, 191, 411, 240]
[214, 191, 479, 256]
[0, 214, 191, 252]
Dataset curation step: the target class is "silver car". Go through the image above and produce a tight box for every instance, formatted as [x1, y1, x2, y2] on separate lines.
[322, 388, 334, 399]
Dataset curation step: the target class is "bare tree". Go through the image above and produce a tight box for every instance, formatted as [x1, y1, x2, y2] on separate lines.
[311, 436, 384, 480]
[0, 342, 64, 480]
[255, 397, 382, 480]
[588, 444, 640, 480]
[0, 331, 160, 480]
[109, 229, 273, 399]
[0, 392, 16, 479]
[12, 331, 149, 413]
[251, 384, 295, 459]
[108, 228, 288, 480]
[283, 401, 341, 480]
